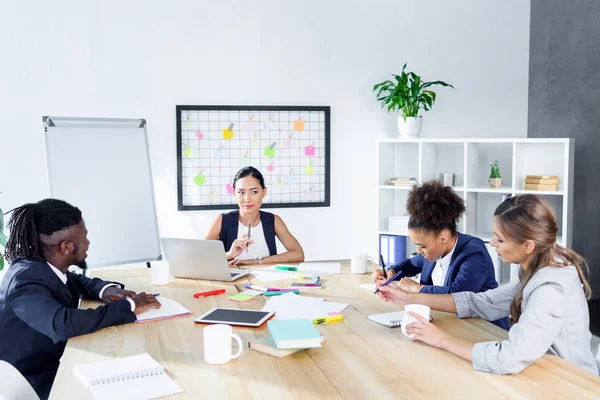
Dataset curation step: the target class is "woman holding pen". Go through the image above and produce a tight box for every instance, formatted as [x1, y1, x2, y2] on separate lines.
[377, 194, 598, 376]
[372, 181, 508, 330]
[205, 166, 304, 266]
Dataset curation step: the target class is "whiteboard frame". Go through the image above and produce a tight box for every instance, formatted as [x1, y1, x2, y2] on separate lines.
[42, 116, 162, 268]
[176, 105, 331, 211]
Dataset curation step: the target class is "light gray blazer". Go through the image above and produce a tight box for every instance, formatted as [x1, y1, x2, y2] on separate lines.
[452, 265, 599, 376]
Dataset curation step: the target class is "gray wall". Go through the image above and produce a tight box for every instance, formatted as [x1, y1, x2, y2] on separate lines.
[528, 0, 600, 300]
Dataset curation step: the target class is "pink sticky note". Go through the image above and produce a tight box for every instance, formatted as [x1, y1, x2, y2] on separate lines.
[305, 145, 315, 156]
[226, 183, 234, 195]
[196, 131, 204, 139]
[267, 165, 275, 172]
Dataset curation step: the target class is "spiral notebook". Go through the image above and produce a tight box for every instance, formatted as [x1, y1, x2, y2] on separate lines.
[368, 311, 406, 328]
[73, 353, 183, 400]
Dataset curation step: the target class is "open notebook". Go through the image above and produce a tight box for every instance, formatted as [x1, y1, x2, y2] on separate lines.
[73, 353, 183, 400]
[135, 297, 192, 323]
[368, 311, 406, 328]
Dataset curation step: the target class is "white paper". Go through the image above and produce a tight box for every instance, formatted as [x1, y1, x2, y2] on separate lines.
[261, 292, 348, 322]
[134, 297, 191, 323]
[297, 262, 341, 274]
[360, 283, 376, 292]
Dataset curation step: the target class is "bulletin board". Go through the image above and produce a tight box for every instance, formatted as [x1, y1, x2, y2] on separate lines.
[176, 105, 330, 210]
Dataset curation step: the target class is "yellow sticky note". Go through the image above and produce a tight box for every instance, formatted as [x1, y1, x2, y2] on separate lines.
[222, 128, 234, 139]
[185, 147, 193, 158]
[305, 164, 314, 175]
[293, 119, 305, 131]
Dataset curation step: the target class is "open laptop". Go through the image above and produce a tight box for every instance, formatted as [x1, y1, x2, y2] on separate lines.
[160, 238, 251, 282]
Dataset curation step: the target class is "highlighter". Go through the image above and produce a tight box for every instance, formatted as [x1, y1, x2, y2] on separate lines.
[313, 314, 344, 324]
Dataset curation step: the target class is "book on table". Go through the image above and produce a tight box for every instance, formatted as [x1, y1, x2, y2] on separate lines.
[267, 319, 323, 349]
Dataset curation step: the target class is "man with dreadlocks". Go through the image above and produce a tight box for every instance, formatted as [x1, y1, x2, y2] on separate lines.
[0, 199, 161, 399]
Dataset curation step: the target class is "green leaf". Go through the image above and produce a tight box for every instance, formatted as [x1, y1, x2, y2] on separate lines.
[0, 254, 4, 271]
[0, 207, 4, 232]
[0, 231, 7, 247]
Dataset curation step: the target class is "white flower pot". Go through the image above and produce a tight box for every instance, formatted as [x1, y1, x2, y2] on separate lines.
[397, 116, 423, 137]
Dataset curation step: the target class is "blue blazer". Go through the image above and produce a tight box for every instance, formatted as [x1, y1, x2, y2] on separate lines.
[391, 232, 509, 330]
[0, 259, 136, 400]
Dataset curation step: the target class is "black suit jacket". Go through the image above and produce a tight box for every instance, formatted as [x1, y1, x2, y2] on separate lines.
[0, 258, 137, 399]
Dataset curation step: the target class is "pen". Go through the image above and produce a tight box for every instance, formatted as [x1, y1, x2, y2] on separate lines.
[313, 314, 344, 324]
[379, 254, 387, 279]
[374, 269, 403, 295]
[267, 287, 300, 292]
[275, 265, 297, 271]
[244, 284, 267, 292]
[235, 284, 242, 293]
[264, 290, 300, 296]
[247, 219, 252, 239]
[193, 288, 226, 298]
[152, 293, 160, 297]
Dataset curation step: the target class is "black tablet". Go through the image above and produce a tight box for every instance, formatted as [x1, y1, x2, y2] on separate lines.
[194, 308, 274, 327]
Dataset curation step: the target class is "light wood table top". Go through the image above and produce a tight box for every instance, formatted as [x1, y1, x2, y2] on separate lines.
[50, 264, 600, 399]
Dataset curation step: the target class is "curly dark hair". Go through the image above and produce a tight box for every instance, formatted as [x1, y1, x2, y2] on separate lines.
[406, 180, 465, 235]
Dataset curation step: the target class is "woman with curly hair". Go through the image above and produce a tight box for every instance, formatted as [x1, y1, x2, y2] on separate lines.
[377, 194, 597, 375]
[372, 180, 508, 330]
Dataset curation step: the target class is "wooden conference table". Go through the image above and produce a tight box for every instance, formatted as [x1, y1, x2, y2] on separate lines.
[49, 264, 600, 399]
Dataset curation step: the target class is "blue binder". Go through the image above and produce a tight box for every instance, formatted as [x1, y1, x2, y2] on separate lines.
[379, 234, 406, 268]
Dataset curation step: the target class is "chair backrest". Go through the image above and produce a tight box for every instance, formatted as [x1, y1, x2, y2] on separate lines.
[0, 361, 40, 400]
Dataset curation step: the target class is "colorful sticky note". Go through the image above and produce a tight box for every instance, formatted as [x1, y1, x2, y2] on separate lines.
[305, 145, 315, 156]
[284, 174, 297, 185]
[226, 183, 234, 194]
[196, 131, 204, 140]
[268, 160, 275, 172]
[222, 128, 234, 139]
[228, 293, 255, 302]
[209, 189, 217, 200]
[305, 164, 314, 175]
[304, 187, 315, 201]
[243, 120, 256, 132]
[276, 178, 284, 189]
[185, 147, 193, 158]
[251, 132, 259, 147]
[213, 145, 226, 159]
[194, 173, 206, 186]
[184, 118, 193, 128]
[264, 146, 276, 158]
[293, 119, 305, 131]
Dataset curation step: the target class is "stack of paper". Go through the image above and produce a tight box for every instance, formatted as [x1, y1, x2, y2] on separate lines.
[261, 292, 348, 322]
[134, 297, 192, 323]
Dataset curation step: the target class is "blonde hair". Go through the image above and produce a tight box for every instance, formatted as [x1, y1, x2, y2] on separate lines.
[494, 194, 591, 325]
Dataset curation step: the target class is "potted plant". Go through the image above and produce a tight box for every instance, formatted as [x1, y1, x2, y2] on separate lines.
[373, 63, 453, 137]
[489, 160, 502, 188]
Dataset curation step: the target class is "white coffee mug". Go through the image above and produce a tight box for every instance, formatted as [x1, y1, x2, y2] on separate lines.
[203, 324, 243, 365]
[351, 253, 374, 274]
[150, 261, 170, 286]
[401, 304, 431, 339]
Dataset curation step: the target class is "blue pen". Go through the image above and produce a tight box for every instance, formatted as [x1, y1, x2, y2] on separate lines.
[264, 290, 300, 296]
[244, 284, 267, 292]
[373, 269, 403, 295]
[152, 293, 160, 297]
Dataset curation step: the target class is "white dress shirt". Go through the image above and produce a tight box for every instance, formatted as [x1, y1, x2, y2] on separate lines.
[431, 238, 458, 286]
[234, 221, 270, 261]
[47, 262, 135, 311]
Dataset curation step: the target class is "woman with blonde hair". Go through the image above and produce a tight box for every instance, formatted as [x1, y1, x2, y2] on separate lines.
[377, 194, 598, 375]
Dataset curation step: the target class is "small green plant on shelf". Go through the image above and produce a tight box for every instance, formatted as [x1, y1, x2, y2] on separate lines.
[489, 160, 502, 188]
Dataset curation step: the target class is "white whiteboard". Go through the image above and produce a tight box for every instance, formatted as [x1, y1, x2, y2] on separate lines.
[43, 117, 161, 268]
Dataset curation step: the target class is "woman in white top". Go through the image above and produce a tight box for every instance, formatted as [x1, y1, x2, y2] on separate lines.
[377, 194, 598, 375]
[205, 166, 304, 266]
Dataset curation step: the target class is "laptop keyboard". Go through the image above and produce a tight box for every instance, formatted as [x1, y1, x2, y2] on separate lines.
[231, 272, 240, 277]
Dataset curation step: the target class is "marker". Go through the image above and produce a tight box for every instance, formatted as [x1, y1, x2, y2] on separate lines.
[267, 287, 300, 292]
[193, 288, 226, 298]
[313, 314, 344, 324]
[244, 284, 267, 292]
[264, 290, 299, 296]
[151, 293, 160, 297]
[275, 265, 297, 271]
[379, 254, 387, 279]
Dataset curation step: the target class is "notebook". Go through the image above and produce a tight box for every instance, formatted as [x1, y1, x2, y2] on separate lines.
[73, 353, 183, 400]
[135, 297, 192, 323]
[249, 335, 326, 358]
[267, 319, 323, 349]
[368, 311, 406, 328]
[297, 262, 341, 274]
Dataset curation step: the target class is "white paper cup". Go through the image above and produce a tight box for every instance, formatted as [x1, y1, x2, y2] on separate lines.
[150, 261, 170, 285]
[401, 304, 431, 339]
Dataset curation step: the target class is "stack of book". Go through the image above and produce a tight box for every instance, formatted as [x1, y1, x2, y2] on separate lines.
[249, 319, 324, 358]
[386, 177, 417, 187]
[524, 175, 559, 191]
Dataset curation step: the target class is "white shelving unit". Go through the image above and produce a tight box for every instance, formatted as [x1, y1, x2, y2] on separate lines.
[376, 138, 574, 282]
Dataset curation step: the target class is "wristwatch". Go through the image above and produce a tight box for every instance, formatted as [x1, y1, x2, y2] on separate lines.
[256, 256, 264, 265]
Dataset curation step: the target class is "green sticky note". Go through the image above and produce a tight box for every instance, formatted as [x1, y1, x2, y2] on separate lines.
[229, 293, 255, 302]
[264, 146, 276, 158]
[194, 174, 206, 186]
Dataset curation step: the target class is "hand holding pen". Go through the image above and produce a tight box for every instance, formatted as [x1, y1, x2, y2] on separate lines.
[226, 219, 255, 260]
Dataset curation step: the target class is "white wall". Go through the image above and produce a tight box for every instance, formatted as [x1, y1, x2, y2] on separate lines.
[0, 0, 530, 268]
